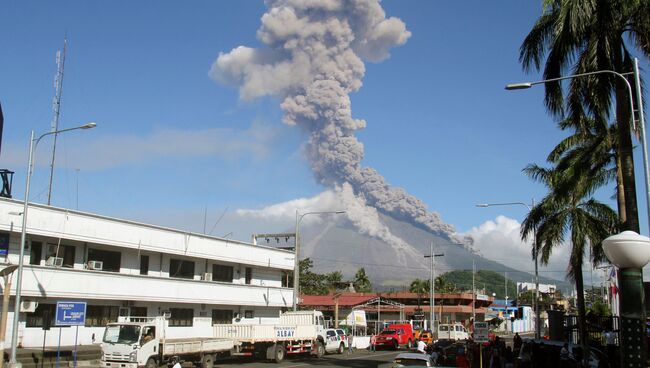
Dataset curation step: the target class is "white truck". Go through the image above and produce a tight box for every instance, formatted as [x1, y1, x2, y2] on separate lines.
[100, 316, 233, 368]
[213, 310, 334, 363]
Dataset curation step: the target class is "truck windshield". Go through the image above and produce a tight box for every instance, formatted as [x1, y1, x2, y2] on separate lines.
[103, 325, 141, 344]
[380, 330, 396, 335]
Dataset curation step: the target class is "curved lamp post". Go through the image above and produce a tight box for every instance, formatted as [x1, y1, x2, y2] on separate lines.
[603, 231, 650, 368]
[506, 58, 648, 232]
[293, 210, 345, 311]
[9, 122, 96, 367]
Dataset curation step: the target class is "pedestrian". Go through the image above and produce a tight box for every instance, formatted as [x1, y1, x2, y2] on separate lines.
[347, 332, 354, 354]
[369, 333, 376, 353]
[559, 342, 572, 368]
[603, 328, 617, 366]
[416, 339, 427, 354]
[171, 357, 181, 368]
[513, 332, 522, 357]
[489, 347, 502, 368]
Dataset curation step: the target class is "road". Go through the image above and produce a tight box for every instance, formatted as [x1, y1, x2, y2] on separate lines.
[214, 349, 401, 368]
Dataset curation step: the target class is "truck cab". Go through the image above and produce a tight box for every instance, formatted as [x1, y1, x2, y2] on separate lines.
[101, 317, 164, 368]
[435, 323, 469, 341]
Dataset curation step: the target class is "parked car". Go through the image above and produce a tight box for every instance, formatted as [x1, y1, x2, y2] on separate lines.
[374, 323, 415, 350]
[387, 352, 436, 367]
[324, 328, 346, 354]
[517, 339, 609, 368]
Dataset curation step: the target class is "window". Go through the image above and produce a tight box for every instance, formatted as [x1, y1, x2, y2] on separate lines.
[169, 308, 194, 327]
[45, 244, 75, 268]
[130, 306, 147, 317]
[245, 267, 252, 284]
[212, 264, 233, 283]
[140, 255, 149, 275]
[85, 306, 120, 327]
[211, 309, 233, 325]
[282, 271, 291, 288]
[30, 241, 42, 265]
[169, 259, 195, 279]
[26, 304, 55, 328]
[244, 310, 254, 319]
[87, 248, 121, 272]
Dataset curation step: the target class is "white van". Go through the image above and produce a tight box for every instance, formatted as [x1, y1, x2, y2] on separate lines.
[435, 323, 469, 341]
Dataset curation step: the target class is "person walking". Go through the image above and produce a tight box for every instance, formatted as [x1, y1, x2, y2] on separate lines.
[513, 332, 522, 357]
[347, 332, 354, 354]
[369, 334, 376, 353]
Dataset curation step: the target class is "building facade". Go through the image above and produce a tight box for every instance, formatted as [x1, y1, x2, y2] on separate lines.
[0, 198, 294, 348]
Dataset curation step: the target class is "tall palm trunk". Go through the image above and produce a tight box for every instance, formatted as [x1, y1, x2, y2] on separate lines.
[613, 48, 640, 232]
[615, 154, 627, 225]
[573, 260, 590, 365]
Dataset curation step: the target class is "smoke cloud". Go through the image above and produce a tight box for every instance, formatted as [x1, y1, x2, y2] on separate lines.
[211, 0, 457, 249]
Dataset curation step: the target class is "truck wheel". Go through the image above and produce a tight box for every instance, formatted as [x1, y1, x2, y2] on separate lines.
[338, 343, 344, 354]
[315, 341, 325, 358]
[407, 339, 413, 349]
[273, 345, 285, 363]
[201, 353, 214, 368]
[145, 358, 157, 368]
[392, 339, 399, 350]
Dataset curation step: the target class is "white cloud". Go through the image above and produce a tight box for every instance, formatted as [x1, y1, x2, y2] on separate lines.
[462, 215, 573, 281]
[0, 122, 280, 170]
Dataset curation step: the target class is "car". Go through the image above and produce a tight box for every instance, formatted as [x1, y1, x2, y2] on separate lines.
[390, 352, 436, 367]
[434, 323, 469, 341]
[374, 324, 415, 350]
[416, 331, 433, 345]
[323, 328, 346, 354]
[516, 339, 609, 368]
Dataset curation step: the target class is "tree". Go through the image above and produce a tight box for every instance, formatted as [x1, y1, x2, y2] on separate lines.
[353, 268, 372, 293]
[409, 279, 429, 311]
[434, 276, 457, 293]
[521, 163, 619, 361]
[520, 0, 650, 233]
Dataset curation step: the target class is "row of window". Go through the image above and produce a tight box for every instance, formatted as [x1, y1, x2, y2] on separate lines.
[28, 241, 264, 285]
[26, 304, 248, 328]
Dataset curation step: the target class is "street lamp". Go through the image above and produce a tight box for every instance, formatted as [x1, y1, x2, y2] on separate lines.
[424, 242, 443, 330]
[476, 201, 540, 339]
[9, 122, 96, 367]
[293, 210, 345, 311]
[506, 58, 649, 232]
[602, 231, 650, 368]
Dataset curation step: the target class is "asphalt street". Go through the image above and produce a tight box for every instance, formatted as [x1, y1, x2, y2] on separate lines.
[213, 349, 401, 368]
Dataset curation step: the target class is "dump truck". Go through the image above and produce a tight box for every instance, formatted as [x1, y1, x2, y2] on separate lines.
[213, 310, 329, 363]
[100, 316, 233, 368]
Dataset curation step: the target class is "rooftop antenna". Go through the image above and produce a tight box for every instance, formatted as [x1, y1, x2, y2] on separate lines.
[47, 36, 68, 205]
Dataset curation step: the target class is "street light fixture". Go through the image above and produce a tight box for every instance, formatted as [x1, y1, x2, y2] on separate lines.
[476, 201, 540, 339]
[602, 231, 650, 367]
[9, 123, 97, 367]
[506, 59, 649, 232]
[293, 210, 345, 311]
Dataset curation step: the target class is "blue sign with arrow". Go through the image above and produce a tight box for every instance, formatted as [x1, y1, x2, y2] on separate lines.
[55, 301, 86, 326]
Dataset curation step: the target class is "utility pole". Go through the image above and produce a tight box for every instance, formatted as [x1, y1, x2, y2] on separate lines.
[424, 242, 444, 330]
[472, 259, 476, 323]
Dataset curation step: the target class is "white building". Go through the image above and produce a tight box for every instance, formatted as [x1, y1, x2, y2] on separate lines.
[0, 197, 295, 348]
[517, 282, 557, 295]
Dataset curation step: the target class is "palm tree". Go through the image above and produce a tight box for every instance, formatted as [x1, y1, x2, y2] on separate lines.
[520, 0, 650, 232]
[434, 276, 457, 293]
[353, 268, 372, 293]
[409, 279, 429, 312]
[521, 162, 619, 361]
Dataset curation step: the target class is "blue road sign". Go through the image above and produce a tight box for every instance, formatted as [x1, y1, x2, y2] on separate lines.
[55, 301, 86, 326]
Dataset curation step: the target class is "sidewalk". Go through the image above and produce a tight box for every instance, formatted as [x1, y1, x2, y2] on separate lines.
[3, 344, 101, 368]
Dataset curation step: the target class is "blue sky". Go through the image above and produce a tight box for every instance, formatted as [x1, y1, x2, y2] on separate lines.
[1, 1, 648, 280]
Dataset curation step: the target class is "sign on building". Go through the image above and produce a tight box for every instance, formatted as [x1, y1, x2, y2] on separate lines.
[55, 301, 87, 326]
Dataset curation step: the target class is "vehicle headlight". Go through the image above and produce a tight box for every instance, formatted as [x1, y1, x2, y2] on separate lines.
[129, 351, 137, 363]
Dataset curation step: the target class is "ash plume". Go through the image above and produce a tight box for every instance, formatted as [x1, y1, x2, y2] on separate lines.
[211, 0, 459, 248]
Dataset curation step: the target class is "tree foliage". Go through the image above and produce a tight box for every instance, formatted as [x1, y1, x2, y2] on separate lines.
[299, 258, 372, 295]
[353, 268, 372, 293]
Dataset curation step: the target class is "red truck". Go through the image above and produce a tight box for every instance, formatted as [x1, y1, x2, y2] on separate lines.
[373, 323, 414, 350]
